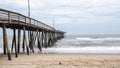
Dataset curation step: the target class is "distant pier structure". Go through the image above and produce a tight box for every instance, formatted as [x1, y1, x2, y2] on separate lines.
[0, 8, 65, 60]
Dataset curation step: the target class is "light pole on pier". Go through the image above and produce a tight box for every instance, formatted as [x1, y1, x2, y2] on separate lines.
[53, 19, 55, 29]
[28, 0, 30, 17]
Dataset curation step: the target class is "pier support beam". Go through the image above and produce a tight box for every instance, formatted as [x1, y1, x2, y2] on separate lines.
[23, 26, 29, 55]
[22, 29, 25, 52]
[41, 30, 44, 47]
[18, 29, 21, 53]
[48, 32, 52, 47]
[2, 25, 11, 60]
[11, 29, 18, 57]
[37, 30, 42, 51]
[44, 31, 47, 48]
[29, 31, 37, 53]
[3, 40, 6, 54]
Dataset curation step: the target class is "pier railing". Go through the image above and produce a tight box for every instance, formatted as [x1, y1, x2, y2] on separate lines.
[0, 8, 55, 31]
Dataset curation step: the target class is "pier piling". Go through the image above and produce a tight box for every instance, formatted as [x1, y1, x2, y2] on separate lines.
[18, 29, 21, 53]
[2, 25, 11, 60]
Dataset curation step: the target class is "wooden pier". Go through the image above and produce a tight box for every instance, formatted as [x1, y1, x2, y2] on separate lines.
[0, 8, 65, 60]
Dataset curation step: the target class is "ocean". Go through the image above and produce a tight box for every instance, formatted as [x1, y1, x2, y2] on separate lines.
[43, 34, 120, 53]
[1, 34, 120, 53]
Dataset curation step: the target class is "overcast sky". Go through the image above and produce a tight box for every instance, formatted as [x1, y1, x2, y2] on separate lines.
[0, 0, 120, 35]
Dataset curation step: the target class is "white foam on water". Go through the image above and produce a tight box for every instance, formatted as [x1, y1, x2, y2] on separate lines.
[42, 47, 120, 53]
[76, 37, 120, 41]
[76, 38, 91, 41]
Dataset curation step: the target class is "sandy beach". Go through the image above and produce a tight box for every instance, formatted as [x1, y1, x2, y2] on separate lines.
[0, 53, 120, 68]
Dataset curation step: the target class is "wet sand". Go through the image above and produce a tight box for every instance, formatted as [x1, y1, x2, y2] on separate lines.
[0, 53, 120, 68]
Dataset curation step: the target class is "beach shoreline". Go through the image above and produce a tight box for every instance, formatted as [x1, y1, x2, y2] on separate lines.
[0, 53, 120, 68]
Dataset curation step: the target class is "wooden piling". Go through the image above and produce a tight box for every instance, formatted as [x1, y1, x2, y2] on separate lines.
[22, 30, 25, 52]
[18, 29, 21, 53]
[48, 32, 50, 47]
[23, 26, 29, 55]
[41, 30, 44, 47]
[11, 29, 18, 57]
[2, 25, 11, 60]
[44, 31, 47, 48]
[37, 31, 42, 51]
[14, 29, 18, 57]
[28, 31, 32, 52]
[3, 42, 6, 54]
